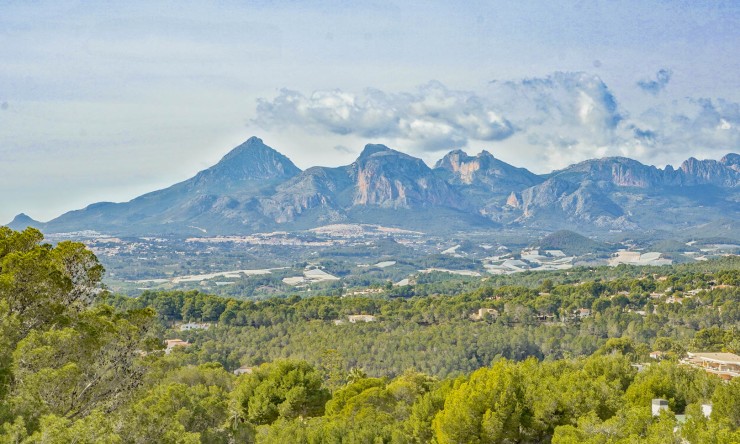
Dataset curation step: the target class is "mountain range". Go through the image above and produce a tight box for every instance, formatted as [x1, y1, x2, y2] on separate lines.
[7, 137, 740, 237]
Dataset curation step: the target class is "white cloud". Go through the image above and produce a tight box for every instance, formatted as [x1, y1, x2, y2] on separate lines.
[253, 72, 738, 172]
[254, 81, 515, 151]
[631, 98, 740, 163]
[485, 72, 626, 169]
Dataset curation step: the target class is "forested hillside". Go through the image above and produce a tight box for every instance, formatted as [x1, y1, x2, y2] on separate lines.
[1, 228, 738, 443]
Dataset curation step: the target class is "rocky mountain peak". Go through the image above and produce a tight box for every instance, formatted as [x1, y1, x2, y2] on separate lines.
[720, 153, 740, 171]
[6, 213, 43, 231]
[436, 148, 541, 190]
[350, 145, 459, 209]
[435, 150, 479, 184]
[679, 156, 739, 187]
[195, 137, 301, 186]
[553, 156, 664, 188]
[358, 144, 396, 160]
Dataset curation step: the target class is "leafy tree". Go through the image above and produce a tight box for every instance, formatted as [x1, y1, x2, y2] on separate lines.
[711, 377, 740, 428]
[231, 360, 330, 425]
[433, 360, 527, 443]
[0, 228, 154, 436]
[10, 307, 153, 427]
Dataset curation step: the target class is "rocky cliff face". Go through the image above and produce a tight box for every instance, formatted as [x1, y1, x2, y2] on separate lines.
[550, 157, 671, 188]
[435, 149, 542, 191]
[261, 167, 352, 223]
[435, 150, 483, 184]
[350, 145, 462, 209]
[514, 154, 739, 230]
[721, 153, 740, 172]
[678, 156, 739, 187]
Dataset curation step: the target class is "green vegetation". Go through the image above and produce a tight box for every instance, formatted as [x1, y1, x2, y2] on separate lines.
[1, 228, 739, 443]
[536, 229, 614, 256]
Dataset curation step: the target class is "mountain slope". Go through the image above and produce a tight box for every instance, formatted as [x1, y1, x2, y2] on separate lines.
[8, 137, 738, 237]
[44, 137, 301, 234]
[258, 144, 483, 230]
[535, 230, 614, 256]
[351, 144, 462, 209]
[6, 213, 44, 231]
[434, 149, 542, 191]
[514, 155, 739, 231]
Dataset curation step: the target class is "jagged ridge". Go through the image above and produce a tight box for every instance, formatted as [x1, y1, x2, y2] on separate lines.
[6, 138, 738, 236]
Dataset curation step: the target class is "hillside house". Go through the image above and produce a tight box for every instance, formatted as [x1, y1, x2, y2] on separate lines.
[470, 308, 500, 321]
[180, 322, 210, 331]
[652, 399, 669, 416]
[535, 313, 556, 322]
[164, 339, 190, 354]
[576, 308, 591, 318]
[234, 365, 254, 376]
[682, 352, 740, 380]
[348, 314, 377, 323]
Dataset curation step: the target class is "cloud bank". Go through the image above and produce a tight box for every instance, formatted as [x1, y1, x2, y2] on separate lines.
[254, 81, 515, 151]
[253, 72, 739, 171]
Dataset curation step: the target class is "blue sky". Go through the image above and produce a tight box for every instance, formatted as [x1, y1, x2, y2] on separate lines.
[1, 0, 738, 223]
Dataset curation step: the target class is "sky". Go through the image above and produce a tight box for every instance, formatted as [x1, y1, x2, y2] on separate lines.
[1, 0, 738, 223]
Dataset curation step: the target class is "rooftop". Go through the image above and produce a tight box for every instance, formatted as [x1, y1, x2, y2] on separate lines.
[687, 352, 740, 364]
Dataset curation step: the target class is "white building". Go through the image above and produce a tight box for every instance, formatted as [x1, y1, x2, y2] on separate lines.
[348, 314, 377, 323]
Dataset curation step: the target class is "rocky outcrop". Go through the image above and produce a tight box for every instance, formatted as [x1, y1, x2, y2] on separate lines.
[506, 192, 521, 208]
[435, 149, 542, 191]
[678, 157, 739, 187]
[261, 167, 352, 223]
[721, 153, 740, 172]
[350, 145, 462, 209]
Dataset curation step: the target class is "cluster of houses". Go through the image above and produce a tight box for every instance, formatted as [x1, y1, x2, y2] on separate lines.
[468, 306, 591, 323]
[179, 322, 210, 331]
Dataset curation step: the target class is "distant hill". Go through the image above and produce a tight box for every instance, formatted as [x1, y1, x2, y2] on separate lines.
[647, 239, 698, 254]
[6, 136, 739, 237]
[536, 230, 614, 256]
[678, 218, 740, 243]
[6, 213, 43, 231]
[40, 137, 302, 235]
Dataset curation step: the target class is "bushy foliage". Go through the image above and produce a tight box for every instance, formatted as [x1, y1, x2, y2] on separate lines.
[1, 228, 738, 442]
